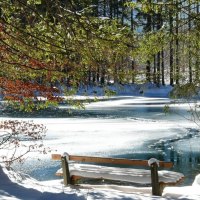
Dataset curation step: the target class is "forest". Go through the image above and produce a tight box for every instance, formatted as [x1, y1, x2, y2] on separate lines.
[0, 0, 200, 110]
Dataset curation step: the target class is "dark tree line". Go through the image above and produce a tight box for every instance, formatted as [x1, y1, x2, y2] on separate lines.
[71, 0, 200, 87]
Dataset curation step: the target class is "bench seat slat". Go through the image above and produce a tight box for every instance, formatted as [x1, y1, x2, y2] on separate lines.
[56, 163, 184, 185]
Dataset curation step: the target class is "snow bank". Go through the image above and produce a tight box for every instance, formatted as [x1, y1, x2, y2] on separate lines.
[192, 174, 200, 186]
[163, 185, 200, 200]
[0, 164, 85, 200]
[162, 173, 200, 199]
[0, 164, 165, 200]
[1, 164, 200, 200]
[77, 83, 173, 98]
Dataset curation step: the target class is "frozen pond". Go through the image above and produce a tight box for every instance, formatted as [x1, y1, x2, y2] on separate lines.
[1, 96, 200, 186]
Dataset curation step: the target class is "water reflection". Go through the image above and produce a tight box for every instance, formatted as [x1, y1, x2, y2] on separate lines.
[0, 98, 188, 121]
[147, 134, 200, 185]
[108, 148, 200, 186]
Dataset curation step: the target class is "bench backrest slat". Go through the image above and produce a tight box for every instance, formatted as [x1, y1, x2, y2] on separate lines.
[51, 154, 173, 168]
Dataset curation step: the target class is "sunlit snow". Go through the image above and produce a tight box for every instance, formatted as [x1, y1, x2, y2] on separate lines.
[1, 85, 200, 199]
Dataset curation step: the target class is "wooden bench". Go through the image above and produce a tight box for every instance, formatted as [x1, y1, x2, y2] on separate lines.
[52, 153, 184, 196]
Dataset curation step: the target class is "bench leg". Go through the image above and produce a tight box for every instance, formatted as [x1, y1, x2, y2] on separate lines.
[150, 162, 161, 196]
[61, 156, 71, 186]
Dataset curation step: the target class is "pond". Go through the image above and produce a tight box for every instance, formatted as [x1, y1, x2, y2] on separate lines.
[1, 96, 200, 186]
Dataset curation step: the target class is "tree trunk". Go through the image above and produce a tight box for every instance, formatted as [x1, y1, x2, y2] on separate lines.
[195, 2, 200, 83]
[115, 0, 119, 19]
[156, 11, 162, 87]
[109, 0, 113, 19]
[103, 0, 106, 17]
[93, 0, 99, 16]
[153, 55, 157, 84]
[100, 66, 105, 85]
[131, 7, 135, 83]
[169, 9, 174, 86]
[161, 49, 165, 85]
[88, 69, 91, 85]
[92, 72, 96, 84]
[188, 0, 192, 83]
[157, 52, 160, 86]
[121, 0, 124, 25]
[146, 0, 152, 83]
[131, 7, 134, 31]
[132, 60, 135, 83]
[97, 67, 100, 84]
[146, 60, 151, 82]
[175, 0, 179, 85]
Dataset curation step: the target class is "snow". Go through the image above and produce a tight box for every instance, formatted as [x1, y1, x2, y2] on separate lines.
[0, 164, 162, 200]
[56, 163, 184, 184]
[1, 84, 200, 199]
[163, 185, 200, 200]
[0, 163, 199, 200]
[62, 152, 70, 161]
[148, 158, 160, 167]
[77, 83, 173, 97]
[192, 174, 200, 186]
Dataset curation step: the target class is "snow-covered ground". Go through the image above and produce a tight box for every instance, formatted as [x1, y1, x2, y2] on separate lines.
[8, 96, 199, 182]
[1, 84, 200, 199]
[1, 163, 200, 200]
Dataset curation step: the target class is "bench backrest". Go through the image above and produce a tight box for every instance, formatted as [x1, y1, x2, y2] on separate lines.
[52, 154, 173, 168]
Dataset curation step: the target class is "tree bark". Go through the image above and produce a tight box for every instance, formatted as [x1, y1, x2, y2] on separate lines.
[146, 60, 151, 82]
[169, 9, 174, 86]
[175, 0, 179, 85]
[146, 0, 152, 83]
[188, 0, 192, 83]
[161, 49, 165, 85]
[195, 2, 200, 83]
